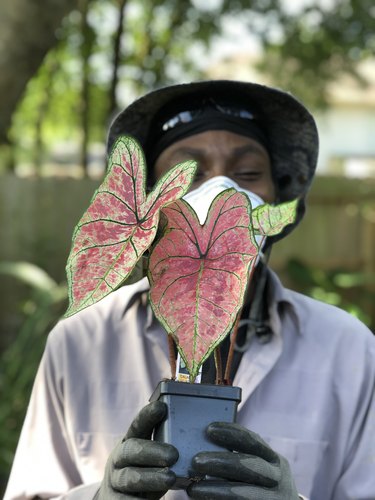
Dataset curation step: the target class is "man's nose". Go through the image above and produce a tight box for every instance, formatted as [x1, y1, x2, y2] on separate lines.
[203, 159, 228, 179]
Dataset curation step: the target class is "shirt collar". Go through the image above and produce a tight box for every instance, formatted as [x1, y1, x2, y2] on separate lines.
[267, 268, 302, 335]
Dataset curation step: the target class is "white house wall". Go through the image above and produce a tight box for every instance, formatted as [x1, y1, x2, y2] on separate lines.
[316, 105, 375, 176]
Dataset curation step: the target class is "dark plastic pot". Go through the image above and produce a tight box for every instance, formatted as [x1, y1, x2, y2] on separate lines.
[149, 380, 242, 489]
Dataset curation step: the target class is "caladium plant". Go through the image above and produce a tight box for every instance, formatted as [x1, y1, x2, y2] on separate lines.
[148, 193, 298, 381]
[65, 135, 197, 317]
[148, 190, 257, 380]
[65, 134, 298, 383]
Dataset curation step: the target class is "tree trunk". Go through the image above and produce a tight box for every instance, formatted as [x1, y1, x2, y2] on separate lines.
[79, 0, 95, 177]
[0, 0, 78, 145]
[108, 0, 128, 120]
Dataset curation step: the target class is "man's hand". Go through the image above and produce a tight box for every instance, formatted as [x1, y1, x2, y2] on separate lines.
[187, 422, 299, 500]
[95, 401, 178, 499]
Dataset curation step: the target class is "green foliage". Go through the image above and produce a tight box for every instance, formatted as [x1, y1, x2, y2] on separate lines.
[120, 0, 222, 92]
[6, 0, 374, 173]
[0, 262, 68, 492]
[8, 0, 223, 174]
[285, 258, 375, 330]
[253, 0, 375, 107]
[9, 46, 82, 167]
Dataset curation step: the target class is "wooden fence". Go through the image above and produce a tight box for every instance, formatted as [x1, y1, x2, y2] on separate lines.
[1, 174, 374, 346]
[270, 176, 375, 273]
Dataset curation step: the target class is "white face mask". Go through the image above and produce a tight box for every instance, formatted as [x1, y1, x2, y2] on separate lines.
[183, 176, 265, 246]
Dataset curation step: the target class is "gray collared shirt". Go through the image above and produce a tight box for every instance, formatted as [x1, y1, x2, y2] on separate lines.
[5, 271, 375, 499]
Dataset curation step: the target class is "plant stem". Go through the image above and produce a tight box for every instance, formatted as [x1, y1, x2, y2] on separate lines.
[224, 314, 241, 384]
[214, 347, 223, 384]
[168, 336, 177, 380]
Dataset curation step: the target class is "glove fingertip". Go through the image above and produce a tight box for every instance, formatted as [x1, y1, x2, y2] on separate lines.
[165, 469, 177, 488]
[191, 452, 207, 468]
[148, 400, 168, 419]
[167, 444, 180, 466]
[205, 421, 232, 444]
[125, 401, 168, 440]
[206, 421, 233, 432]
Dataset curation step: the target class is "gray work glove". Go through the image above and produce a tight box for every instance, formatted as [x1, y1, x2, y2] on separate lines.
[95, 401, 178, 499]
[187, 422, 299, 500]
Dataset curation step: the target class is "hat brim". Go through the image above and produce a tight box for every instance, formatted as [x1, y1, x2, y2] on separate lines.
[108, 80, 319, 204]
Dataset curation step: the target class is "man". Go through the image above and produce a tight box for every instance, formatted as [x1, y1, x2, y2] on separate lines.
[5, 81, 375, 500]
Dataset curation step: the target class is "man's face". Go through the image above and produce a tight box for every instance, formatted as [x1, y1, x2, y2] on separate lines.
[153, 130, 276, 203]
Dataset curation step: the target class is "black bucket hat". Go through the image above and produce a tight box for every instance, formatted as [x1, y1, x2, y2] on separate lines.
[107, 80, 319, 241]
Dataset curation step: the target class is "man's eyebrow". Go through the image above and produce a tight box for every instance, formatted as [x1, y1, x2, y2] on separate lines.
[167, 147, 205, 160]
[231, 144, 268, 158]
[171, 147, 204, 156]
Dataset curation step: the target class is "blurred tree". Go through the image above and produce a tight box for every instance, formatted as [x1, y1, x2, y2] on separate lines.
[0, 0, 78, 145]
[247, 0, 375, 107]
[32, 57, 60, 173]
[79, 0, 97, 175]
[1, 0, 374, 174]
[108, 0, 128, 118]
[5, 0, 225, 174]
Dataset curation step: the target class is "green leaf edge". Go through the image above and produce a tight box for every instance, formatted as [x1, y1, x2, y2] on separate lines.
[64, 135, 197, 318]
[148, 190, 255, 381]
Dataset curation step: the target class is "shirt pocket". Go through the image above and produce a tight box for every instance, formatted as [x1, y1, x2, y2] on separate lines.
[264, 435, 328, 497]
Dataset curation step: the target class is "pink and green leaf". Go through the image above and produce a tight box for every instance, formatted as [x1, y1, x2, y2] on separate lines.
[65, 135, 196, 317]
[148, 189, 258, 381]
[252, 199, 298, 236]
